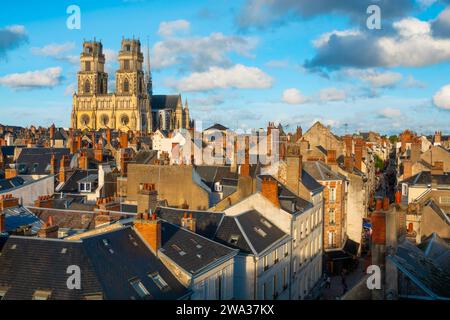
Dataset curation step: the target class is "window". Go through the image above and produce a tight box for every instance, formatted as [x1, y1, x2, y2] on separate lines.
[84, 80, 91, 94]
[283, 267, 288, 290]
[214, 182, 222, 192]
[215, 275, 222, 300]
[440, 196, 450, 205]
[124, 59, 130, 70]
[328, 231, 336, 248]
[329, 209, 336, 225]
[129, 279, 150, 299]
[329, 187, 336, 203]
[123, 78, 130, 92]
[273, 274, 278, 299]
[284, 243, 289, 257]
[149, 272, 170, 291]
[33, 290, 52, 300]
[300, 222, 304, 238]
[263, 255, 269, 271]
[0, 287, 9, 300]
[85, 61, 91, 71]
[293, 226, 298, 245]
[401, 183, 408, 196]
[229, 234, 240, 245]
[273, 249, 279, 264]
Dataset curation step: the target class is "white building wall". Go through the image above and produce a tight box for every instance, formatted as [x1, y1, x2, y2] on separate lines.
[0, 175, 54, 206]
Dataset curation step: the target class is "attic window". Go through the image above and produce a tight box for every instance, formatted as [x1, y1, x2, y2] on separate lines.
[10, 244, 17, 250]
[129, 279, 151, 299]
[33, 290, 52, 300]
[229, 235, 240, 245]
[260, 219, 272, 229]
[102, 239, 110, 246]
[196, 254, 202, 259]
[254, 227, 267, 238]
[190, 238, 202, 249]
[171, 244, 186, 256]
[61, 248, 67, 254]
[149, 272, 170, 292]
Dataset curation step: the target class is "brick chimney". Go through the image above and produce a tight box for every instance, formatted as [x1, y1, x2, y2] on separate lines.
[410, 138, 421, 163]
[120, 150, 132, 176]
[137, 183, 158, 214]
[326, 149, 337, 165]
[383, 196, 389, 211]
[431, 161, 444, 175]
[434, 131, 442, 144]
[134, 212, 161, 253]
[402, 160, 412, 179]
[50, 153, 57, 175]
[343, 135, 353, 156]
[106, 128, 112, 145]
[34, 195, 53, 208]
[375, 198, 383, 211]
[286, 144, 302, 195]
[94, 143, 103, 163]
[120, 132, 128, 148]
[181, 212, 197, 233]
[38, 216, 58, 238]
[4, 168, 17, 179]
[0, 210, 5, 233]
[344, 155, 354, 172]
[78, 152, 88, 170]
[395, 190, 401, 204]
[49, 124, 55, 142]
[240, 137, 250, 177]
[261, 176, 280, 208]
[59, 155, 70, 183]
[354, 138, 365, 171]
[371, 211, 386, 245]
[0, 194, 19, 211]
[96, 196, 120, 213]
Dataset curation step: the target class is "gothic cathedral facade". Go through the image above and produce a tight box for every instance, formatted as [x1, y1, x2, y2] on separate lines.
[71, 38, 191, 133]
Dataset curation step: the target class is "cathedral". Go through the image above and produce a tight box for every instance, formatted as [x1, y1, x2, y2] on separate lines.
[71, 38, 190, 133]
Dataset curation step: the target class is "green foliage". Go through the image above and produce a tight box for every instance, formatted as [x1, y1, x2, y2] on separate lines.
[389, 135, 398, 144]
[374, 155, 384, 170]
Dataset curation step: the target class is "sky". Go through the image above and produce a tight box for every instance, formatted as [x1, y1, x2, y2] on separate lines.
[0, 0, 449, 135]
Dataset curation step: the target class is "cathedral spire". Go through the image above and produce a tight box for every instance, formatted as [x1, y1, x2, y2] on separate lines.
[145, 36, 153, 97]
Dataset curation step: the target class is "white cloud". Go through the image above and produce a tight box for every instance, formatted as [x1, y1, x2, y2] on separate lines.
[318, 87, 346, 101]
[404, 75, 426, 88]
[433, 84, 450, 110]
[31, 42, 75, 56]
[282, 88, 309, 104]
[173, 64, 273, 91]
[344, 69, 403, 88]
[158, 20, 191, 37]
[313, 29, 361, 48]
[6, 25, 26, 35]
[153, 32, 258, 71]
[0, 67, 63, 89]
[379, 108, 401, 118]
[393, 17, 430, 38]
[265, 59, 289, 68]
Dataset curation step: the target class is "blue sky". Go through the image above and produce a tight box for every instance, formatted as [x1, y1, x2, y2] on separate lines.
[0, 0, 449, 135]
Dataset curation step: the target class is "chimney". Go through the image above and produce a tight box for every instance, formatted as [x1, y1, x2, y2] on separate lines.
[34, 195, 53, 208]
[383, 196, 389, 211]
[50, 153, 57, 175]
[343, 135, 353, 156]
[59, 155, 70, 183]
[410, 138, 421, 163]
[78, 152, 88, 170]
[4, 168, 17, 179]
[76, 134, 82, 151]
[38, 216, 58, 238]
[371, 211, 386, 245]
[120, 150, 131, 176]
[240, 137, 250, 177]
[120, 132, 128, 148]
[431, 161, 444, 175]
[106, 128, 112, 145]
[49, 124, 55, 142]
[434, 131, 442, 144]
[137, 183, 158, 214]
[395, 190, 401, 204]
[354, 138, 365, 171]
[326, 149, 337, 165]
[375, 198, 383, 211]
[261, 176, 280, 208]
[0, 194, 19, 211]
[402, 160, 412, 179]
[94, 143, 103, 162]
[134, 212, 161, 253]
[181, 212, 197, 233]
[344, 155, 354, 172]
[286, 144, 302, 195]
[96, 196, 120, 213]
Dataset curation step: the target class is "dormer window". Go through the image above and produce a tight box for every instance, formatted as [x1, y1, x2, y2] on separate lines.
[79, 182, 92, 193]
[214, 182, 222, 192]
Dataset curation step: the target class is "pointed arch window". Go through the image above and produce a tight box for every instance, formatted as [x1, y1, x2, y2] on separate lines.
[84, 80, 91, 94]
[123, 78, 130, 93]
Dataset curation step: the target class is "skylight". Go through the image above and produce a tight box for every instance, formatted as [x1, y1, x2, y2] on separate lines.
[229, 235, 240, 245]
[129, 279, 150, 299]
[254, 227, 267, 237]
[260, 219, 272, 229]
[149, 272, 170, 291]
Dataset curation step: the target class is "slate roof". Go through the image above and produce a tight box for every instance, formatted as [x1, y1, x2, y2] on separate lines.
[155, 207, 224, 239]
[388, 239, 450, 299]
[401, 172, 450, 187]
[194, 165, 239, 190]
[258, 175, 314, 214]
[418, 232, 450, 271]
[15, 147, 71, 175]
[204, 123, 228, 131]
[0, 176, 25, 192]
[3, 206, 42, 234]
[301, 169, 324, 194]
[303, 161, 347, 182]
[425, 199, 450, 226]
[214, 210, 289, 256]
[0, 146, 15, 157]
[0, 227, 190, 300]
[159, 221, 237, 275]
[58, 169, 98, 193]
[27, 207, 96, 231]
[135, 150, 158, 164]
[151, 95, 180, 111]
